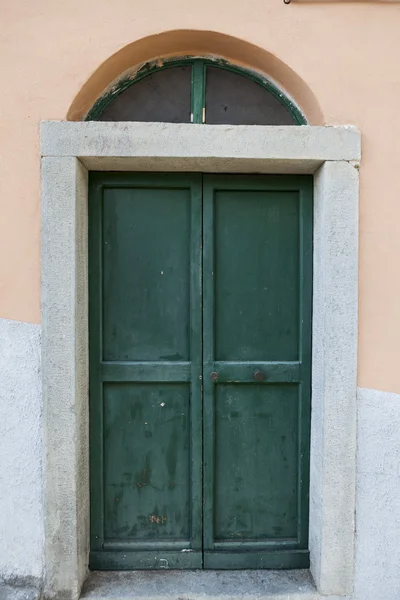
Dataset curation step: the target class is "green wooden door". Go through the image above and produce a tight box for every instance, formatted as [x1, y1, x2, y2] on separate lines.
[89, 173, 203, 569]
[202, 176, 312, 569]
[89, 172, 312, 571]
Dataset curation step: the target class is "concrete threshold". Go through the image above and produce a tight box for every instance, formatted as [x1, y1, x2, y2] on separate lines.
[81, 571, 347, 600]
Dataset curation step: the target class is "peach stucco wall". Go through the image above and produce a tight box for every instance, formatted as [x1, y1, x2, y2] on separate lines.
[1, 1, 400, 393]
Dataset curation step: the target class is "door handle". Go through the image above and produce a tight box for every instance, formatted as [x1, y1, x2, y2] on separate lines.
[253, 369, 265, 381]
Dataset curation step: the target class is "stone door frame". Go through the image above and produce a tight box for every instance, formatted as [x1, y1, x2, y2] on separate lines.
[41, 121, 360, 599]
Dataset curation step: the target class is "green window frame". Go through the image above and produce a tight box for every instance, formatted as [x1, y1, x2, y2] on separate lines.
[85, 57, 306, 124]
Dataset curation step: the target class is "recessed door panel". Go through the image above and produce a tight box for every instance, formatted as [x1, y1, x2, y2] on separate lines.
[214, 383, 299, 542]
[214, 189, 299, 361]
[102, 187, 190, 362]
[103, 382, 191, 541]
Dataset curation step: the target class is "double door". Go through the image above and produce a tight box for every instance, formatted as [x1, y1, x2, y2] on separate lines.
[89, 173, 312, 570]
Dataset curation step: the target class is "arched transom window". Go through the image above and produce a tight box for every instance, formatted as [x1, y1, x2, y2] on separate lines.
[87, 58, 305, 125]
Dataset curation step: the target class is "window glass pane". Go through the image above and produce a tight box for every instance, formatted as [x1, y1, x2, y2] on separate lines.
[99, 66, 192, 122]
[205, 66, 296, 125]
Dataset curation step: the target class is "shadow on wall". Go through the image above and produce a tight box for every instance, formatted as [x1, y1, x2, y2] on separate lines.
[66, 29, 324, 125]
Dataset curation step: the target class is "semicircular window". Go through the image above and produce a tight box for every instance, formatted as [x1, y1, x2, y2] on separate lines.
[90, 59, 304, 125]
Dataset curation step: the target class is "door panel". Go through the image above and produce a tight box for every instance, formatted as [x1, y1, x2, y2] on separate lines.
[103, 382, 191, 541]
[89, 173, 203, 570]
[214, 383, 299, 542]
[102, 187, 191, 362]
[203, 175, 312, 569]
[214, 189, 299, 361]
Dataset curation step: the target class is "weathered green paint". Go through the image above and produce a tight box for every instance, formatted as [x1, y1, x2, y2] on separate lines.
[89, 172, 312, 570]
[85, 57, 306, 124]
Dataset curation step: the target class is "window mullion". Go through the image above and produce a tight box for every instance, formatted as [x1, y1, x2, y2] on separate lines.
[191, 60, 206, 124]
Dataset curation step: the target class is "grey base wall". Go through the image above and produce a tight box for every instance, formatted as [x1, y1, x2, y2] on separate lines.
[355, 387, 400, 600]
[0, 318, 42, 584]
[1, 327, 400, 599]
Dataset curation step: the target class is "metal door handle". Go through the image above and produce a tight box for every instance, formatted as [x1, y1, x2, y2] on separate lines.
[253, 369, 265, 381]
